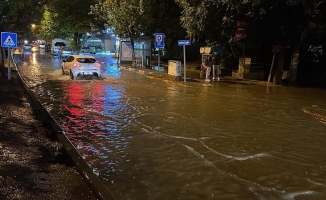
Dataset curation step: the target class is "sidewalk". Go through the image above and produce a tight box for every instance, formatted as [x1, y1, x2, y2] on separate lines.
[0, 71, 97, 199]
[120, 63, 269, 86]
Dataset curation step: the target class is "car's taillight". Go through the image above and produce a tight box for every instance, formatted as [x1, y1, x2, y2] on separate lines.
[95, 62, 101, 68]
[73, 63, 81, 68]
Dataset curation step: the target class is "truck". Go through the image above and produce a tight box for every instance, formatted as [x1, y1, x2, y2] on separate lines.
[51, 38, 67, 56]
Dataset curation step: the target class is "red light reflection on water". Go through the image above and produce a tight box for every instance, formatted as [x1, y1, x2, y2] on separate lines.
[61, 82, 86, 139]
[65, 82, 85, 118]
[62, 81, 106, 159]
[91, 82, 104, 113]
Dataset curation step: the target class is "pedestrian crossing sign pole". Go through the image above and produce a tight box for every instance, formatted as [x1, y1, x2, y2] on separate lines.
[1, 32, 18, 80]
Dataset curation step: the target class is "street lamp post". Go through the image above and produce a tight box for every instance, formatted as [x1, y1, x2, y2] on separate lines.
[31, 24, 36, 43]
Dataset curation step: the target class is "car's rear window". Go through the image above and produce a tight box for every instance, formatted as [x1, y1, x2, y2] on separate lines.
[55, 42, 66, 46]
[76, 58, 96, 63]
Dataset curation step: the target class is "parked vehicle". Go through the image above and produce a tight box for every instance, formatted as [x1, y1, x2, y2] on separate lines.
[45, 44, 51, 52]
[23, 44, 32, 51]
[39, 44, 46, 49]
[59, 47, 73, 58]
[51, 38, 67, 56]
[61, 55, 101, 80]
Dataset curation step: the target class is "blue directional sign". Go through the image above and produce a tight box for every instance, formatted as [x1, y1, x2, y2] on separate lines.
[1, 32, 17, 48]
[178, 40, 191, 46]
[154, 33, 164, 49]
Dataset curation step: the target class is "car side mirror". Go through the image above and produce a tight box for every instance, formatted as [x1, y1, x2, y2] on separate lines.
[62, 59, 66, 62]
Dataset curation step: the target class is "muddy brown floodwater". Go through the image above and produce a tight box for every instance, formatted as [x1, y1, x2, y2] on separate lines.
[13, 50, 326, 200]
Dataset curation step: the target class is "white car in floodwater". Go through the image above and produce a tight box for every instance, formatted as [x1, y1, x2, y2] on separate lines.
[61, 55, 101, 80]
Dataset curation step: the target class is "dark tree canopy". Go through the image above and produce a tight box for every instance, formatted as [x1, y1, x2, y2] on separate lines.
[0, 0, 48, 40]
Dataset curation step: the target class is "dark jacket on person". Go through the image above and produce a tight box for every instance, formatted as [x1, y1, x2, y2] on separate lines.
[204, 56, 212, 67]
[212, 54, 221, 65]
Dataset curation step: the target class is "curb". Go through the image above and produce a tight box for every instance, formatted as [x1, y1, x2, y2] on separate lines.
[120, 65, 154, 75]
[119, 65, 194, 81]
[118, 65, 267, 85]
[12, 56, 117, 200]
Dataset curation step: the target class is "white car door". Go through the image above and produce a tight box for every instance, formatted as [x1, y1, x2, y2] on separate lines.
[63, 56, 74, 73]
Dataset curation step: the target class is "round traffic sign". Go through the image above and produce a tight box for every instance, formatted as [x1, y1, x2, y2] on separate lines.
[271, 44, 282, 53]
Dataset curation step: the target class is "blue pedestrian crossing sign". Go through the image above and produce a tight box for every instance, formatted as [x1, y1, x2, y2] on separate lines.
[1, 32, 17, 48]
[154, 33, 164, 49]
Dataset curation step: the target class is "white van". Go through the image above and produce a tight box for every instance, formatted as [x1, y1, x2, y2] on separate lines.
[51, 38, 67, 56]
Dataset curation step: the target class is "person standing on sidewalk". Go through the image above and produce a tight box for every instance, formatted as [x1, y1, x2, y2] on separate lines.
[205, 54, 213, 82]
[212, 52, 221, 80]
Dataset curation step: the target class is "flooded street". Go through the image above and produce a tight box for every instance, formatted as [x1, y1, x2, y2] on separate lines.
[14, 50, 326, 200]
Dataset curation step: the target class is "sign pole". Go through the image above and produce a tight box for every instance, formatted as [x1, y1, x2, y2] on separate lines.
[183, 45, 186, 82]
[177, 39, 191, 82]
[154, 33, 164, 77]
[8, 47, 11, 80]
[158, 49, 160, 77]
[267, 44, 281, 90]
[267, 53, 275, 88]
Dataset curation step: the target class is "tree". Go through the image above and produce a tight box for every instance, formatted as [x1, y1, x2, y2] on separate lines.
[0, 0, 47, 76]
[175, 0, 315, 83]
[175, 0, 262, 70]
[147, 0, 186, 57]
[91, 0, 154, 60]
[37, 8, 56, 44]
[0, 0, 48, 39]
[46, 0, 99, 51]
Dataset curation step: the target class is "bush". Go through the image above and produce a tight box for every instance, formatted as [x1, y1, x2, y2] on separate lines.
[222, 53, 239, 71]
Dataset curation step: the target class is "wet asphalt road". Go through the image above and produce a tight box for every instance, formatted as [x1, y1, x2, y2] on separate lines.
[13, 49, 326, 200]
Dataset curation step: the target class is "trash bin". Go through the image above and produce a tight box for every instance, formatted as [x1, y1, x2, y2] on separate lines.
[168, 60, 181, 76]
[145, 56, 150, 68]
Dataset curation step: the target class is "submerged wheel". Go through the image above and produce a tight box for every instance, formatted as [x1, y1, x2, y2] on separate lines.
[70, 70, 74, 80]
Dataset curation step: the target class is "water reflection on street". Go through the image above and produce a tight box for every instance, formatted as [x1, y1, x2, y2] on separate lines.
[14, 50, 326, 200]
